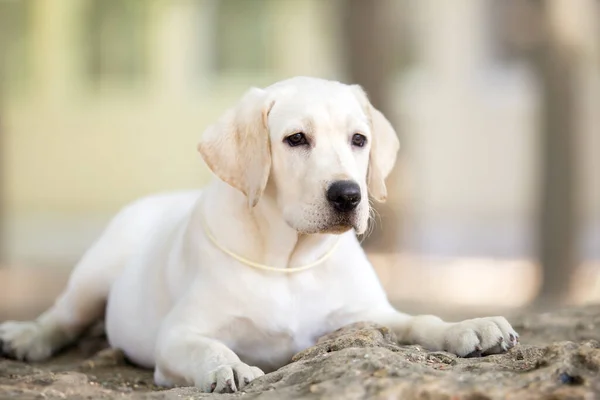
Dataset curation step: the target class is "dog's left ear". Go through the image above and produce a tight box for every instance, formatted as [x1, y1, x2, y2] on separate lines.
[198, 87, 275, 207]
[351, 85, 400, 202]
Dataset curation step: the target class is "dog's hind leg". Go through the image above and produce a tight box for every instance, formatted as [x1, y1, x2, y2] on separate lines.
[0, 226, 129, 361]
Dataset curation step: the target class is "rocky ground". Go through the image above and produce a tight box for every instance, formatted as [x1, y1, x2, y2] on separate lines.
[1, 304, 600, 399]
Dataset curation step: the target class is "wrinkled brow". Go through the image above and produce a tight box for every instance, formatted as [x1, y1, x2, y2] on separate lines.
[346, 114, 370, 136]
[281, 117, 315, 136]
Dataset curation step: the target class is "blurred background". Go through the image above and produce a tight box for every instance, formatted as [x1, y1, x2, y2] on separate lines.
[0, 0, 598, 320]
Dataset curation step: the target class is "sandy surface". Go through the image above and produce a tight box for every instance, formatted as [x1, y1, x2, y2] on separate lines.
[1, 304, 600, 399]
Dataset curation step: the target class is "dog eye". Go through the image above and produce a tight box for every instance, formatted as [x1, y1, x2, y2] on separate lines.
[285, 132, 308, 147]
[352, 133, 367, 147]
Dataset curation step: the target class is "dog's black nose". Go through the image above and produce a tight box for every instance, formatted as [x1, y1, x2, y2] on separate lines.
[327, 180, 361, 212]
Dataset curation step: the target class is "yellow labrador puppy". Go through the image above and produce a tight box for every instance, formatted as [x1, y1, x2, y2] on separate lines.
[0, 77, 518, 393]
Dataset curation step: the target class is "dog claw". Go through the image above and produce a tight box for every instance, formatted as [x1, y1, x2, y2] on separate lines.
[464, 345, 483, 358]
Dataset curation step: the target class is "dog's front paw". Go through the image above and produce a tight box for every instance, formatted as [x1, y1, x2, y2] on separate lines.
[0, 321, 55, 361]
[197, 362, 264, 393]
[442, 316, 519, 357]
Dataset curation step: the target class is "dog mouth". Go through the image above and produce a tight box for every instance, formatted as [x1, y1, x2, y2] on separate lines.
[316, 213, 359, 234]
[289, 202, 365, 235]
[291, 215, 357, 235]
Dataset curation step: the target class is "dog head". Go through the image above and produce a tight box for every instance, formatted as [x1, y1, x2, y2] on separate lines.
[198, 77, 399, 235]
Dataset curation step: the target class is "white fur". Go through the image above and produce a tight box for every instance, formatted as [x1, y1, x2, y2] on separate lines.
[0, 77, 518, 393]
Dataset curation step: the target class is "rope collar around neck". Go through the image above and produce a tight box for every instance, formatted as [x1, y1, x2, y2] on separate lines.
[199, 202, 341, 273]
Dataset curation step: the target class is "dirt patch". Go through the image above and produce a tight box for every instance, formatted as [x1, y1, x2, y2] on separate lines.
[1, 305, 600, 399]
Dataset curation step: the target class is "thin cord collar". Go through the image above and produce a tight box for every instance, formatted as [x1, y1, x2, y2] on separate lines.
[199, 202, 341, 273]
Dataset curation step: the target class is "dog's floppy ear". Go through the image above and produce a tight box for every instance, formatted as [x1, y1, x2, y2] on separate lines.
[198, 87, 275, 207]
[351, 85, 400, 202]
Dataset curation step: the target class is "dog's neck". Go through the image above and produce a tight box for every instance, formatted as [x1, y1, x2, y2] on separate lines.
[196, 179, 340, 270]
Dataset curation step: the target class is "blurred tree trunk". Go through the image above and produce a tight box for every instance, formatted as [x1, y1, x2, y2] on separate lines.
[0, 102, 4, 265]
[341, 0, 403, 253]
[496, 0, 579, 306]
[534, 39, 578, 306]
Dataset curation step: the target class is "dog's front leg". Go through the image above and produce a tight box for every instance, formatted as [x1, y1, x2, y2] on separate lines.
[359, 307, 519, 357]
[154, 323, 264, 392]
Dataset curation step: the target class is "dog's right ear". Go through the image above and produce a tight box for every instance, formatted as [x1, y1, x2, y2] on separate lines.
[198, 88, 275, 208]
[350, 85, 400, 203]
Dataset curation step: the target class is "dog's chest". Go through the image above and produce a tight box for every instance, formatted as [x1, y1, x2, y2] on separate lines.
[220, 280, 340, 371]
